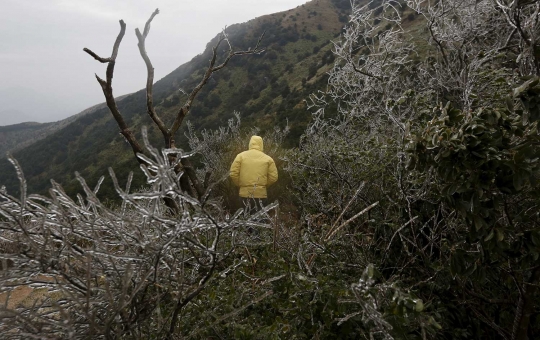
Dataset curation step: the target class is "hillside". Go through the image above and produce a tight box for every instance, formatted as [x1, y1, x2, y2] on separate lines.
[0, 0, 419, 199]
[0, 100, 126, 158]
[0, 122, 55, 156]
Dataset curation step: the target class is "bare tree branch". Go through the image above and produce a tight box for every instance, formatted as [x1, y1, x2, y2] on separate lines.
[83, 20, 145, 159]
[170, 31, 266, 136]
[82, 49, 112, 63]
[135, 8, 170, 146]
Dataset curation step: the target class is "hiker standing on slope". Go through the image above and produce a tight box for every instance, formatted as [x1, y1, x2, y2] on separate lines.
[229, 136, 278, 210]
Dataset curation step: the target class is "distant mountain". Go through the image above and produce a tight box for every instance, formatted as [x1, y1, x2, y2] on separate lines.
[0, 121, 55, 156]
[0, 99, 128, 159]
[0, 0, 418, 199]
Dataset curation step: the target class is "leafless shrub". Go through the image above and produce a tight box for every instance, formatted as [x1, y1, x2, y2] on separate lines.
[0, 128, 276, 339]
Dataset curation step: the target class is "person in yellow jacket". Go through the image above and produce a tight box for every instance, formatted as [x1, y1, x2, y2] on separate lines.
[230, 136, 278, 207]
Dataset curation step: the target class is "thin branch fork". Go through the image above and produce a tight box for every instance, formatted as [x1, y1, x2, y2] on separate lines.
[131, 10, 264, 199]
[129, 9, 202, 199]
[168, 30, 265, 199]
[348, 56, 384, 81]
[83, 20, 145, 159]
[135, 8, 170, 146]
[169, 30, 266, 137]
[83, 11, 179, 208]
[85, 9, 265, 202]
[83, 49, 113, 63]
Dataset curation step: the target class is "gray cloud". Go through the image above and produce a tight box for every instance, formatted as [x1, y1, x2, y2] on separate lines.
[0, 0, 309, 126]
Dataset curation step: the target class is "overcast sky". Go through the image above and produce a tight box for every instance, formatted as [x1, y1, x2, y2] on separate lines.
[0, 0, 309, 126]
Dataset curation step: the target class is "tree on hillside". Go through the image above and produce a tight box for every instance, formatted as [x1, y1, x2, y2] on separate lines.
[84, 9, 265, 204]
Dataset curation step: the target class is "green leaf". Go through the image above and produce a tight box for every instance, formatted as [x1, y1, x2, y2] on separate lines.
[446, 183, 460, 196]
[473, 215, 484, 230]
[514, 77, 539, 97]
[531, 232, 540, 247]
[429, 316, 443, 330]
[367, 264, 374, 279]
[496, 229, 504, 242]
[415, 299, 424, 312]
[484, 230, 494, 242]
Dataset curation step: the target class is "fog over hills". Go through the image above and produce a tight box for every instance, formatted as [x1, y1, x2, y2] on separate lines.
[0, 109, 33, 126]
[0, 87, 79, 125]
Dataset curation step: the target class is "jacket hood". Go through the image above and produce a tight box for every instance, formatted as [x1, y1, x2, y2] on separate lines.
[249, 136, 263, 151]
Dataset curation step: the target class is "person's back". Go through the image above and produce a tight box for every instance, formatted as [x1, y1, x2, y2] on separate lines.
[230, 136, 278, 199]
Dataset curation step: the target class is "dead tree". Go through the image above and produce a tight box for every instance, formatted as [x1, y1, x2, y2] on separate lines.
[84, 9, 265, 202]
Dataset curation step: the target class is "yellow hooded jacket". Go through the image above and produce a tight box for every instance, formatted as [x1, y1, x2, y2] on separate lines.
[230, 136, 278, 198]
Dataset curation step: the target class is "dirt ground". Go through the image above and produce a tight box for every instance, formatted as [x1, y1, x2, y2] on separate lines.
[0, 275, 55, 309]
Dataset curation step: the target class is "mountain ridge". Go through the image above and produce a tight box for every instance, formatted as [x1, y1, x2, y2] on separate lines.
[0, 95, 131, 159]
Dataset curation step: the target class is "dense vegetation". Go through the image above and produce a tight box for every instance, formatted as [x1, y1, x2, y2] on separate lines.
[0, 122, 54, 157]
[1, 0, 539, 339]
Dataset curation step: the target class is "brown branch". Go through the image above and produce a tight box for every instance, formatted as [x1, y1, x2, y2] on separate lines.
[133, 9, 192, 199]
[169, 30, 266, 136]
[110, 20, 126, 60]
[180, 158, 205, 199]
[169, 38, 224, 136]
[173, 160, 197, 198]
[143, 8, 159, 38]
[306, 201, 380, 268]
[168, 35, 226, 197]
[324, 201, 379, 241]
[512, 266, 540, 340]
[166, 229, 221, 339]
[135, 9, 170, 146]
[210, 30, 266, 73]
[84, 20, 145, 159]
[384, 216, 419, 255]
[349, 58, 383, 80]
[166, 30, 265, 198]
[469, 305, 511, 340]
[513, 9, 531, 47]
[203, 171, 211, 190]
[503, 28, 518, 50]
[82, 48, 112, 63]
[427, 18, 450, 68]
